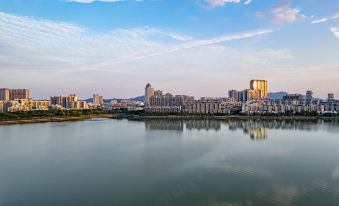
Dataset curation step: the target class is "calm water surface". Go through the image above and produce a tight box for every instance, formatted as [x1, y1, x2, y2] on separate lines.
[1, 119, 339, 206]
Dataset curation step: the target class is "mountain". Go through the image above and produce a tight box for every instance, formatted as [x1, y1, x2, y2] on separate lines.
[268, 92, 288, 100]
[85, 98, 93, 103]
[129, 96, 145, 102]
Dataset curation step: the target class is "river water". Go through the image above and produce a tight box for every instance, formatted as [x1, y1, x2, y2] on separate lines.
[1, 118, 339, 206]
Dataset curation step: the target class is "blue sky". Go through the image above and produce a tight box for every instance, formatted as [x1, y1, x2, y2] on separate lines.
[0, 0, 338, 99]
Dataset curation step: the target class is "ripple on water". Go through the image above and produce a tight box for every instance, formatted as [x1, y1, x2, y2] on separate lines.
[255, 184, 304, 206]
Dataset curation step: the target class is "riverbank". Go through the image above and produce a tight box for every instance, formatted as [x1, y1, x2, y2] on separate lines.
[0, 114, 112, 125]
[2, 113, 338, 125]
[112, 114, 339, 121]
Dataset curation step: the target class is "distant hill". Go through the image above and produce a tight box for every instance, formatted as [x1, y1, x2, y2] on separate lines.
[85, 95, 145, 103]
[129, 96, 145, 102]
[85, 98, 93, 103]
[268, 92, 288, 100]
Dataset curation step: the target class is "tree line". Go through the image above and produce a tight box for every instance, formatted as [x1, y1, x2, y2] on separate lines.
[0, 109, 108, 120]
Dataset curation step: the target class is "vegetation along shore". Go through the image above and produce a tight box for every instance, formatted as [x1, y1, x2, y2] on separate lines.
[1, 109, 339, 125]
[0, 109, 112, 125]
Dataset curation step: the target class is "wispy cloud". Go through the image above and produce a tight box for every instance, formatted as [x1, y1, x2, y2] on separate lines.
[206, 0, 254, 8]
[122, 29, 273, 61]
[333, 12, 339, 20]
[256, 3, 304, 24]
[0, 12, 294, 98]
[271, 3, 301, 23]
[67, 0, 142, 3]
[311, 18, 329, 24]
[330, 27, 339, 39]
[0, 12, 278, 66]
[244, 0, 252, 5]
[311, 12, 339, 24]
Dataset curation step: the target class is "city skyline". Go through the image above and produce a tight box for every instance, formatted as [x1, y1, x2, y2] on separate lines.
[0, 0, 338, 99]
[0, 80, 335, 100]
[3, 79, 338, 114]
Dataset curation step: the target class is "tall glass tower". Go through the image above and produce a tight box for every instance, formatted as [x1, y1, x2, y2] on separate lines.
[250, 80, 268, 99]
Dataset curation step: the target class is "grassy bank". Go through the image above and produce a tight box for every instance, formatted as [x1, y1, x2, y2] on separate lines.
[0, 110, 112, 125]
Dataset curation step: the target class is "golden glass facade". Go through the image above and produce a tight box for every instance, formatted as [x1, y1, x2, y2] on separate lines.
[250, 80, 268, 99]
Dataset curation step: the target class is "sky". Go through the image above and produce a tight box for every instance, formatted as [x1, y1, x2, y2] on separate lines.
[0, 0, 338, 99]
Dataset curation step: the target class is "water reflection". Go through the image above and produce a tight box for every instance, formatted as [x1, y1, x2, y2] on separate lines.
[2, 119, 339, 206]
[185, 120, 221, 131]
[225, 119, 339, 132]
[145, 119, 184, 131]
[137, 118, 339, 140]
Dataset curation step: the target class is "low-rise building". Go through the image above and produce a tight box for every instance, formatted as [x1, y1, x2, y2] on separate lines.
[183, 98, 237, 114]
[242, 99, 338, 114]
[50, 94, 88, 110]
[110, 100, 144, 111]
[148, 93, 194, 108]
[144, 84, 194, 112]
[145, 106, 182, 113]
[2, 99, 51, 112]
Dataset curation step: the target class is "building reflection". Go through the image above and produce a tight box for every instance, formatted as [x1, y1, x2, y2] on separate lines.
[144, 119, 184, 132]
[247, 127, 268, 140]
[137, 118, 339, 140]
[185, 120, 221, 131]
[143, 119, 221, 132]
[227, 120, 268, 140]
[226, 119, 339, 131]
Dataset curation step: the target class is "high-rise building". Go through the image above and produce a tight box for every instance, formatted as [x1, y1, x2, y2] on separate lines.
[250, 80, 268, 99]
[306, 90, 313, 101]
[154, 90, 163, 96]
[238, 89, 255, 102]
[99, 96, 103, 105]
[50, 94, 87, 109]
[145, 83, 155, 106]
[93, 94, 104, 105]
[9, 89, 30, 100]
[246, 89, 256, 102]
[0, 88, 10, 101]
[0, 88, 29, 100]
[328, 93, 334, 101]
[50, 95, 67, 107]
[93, 94, 99, 105]
[67, 94, 78, 108]
[0, 101, 5, 112]
[228, 90, 238, 99]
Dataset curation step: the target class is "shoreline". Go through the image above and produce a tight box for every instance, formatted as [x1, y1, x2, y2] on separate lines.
[0, 114, 112, 125]
[112, 114, 339, 121]
[1, 114, 338, 125]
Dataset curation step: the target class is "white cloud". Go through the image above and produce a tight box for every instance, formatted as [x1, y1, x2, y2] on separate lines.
[0, 12, 278, 66]
[271, 4, 301, 23]
[127, 29, 273, 61]
[256, 3, 303, 23]
[206, 0, 241, 8]
[310, 12, 339, 24]
[67, 0, 142, 3]
[330, 27, 339, 39]
[333, 12, 339, 20]
[244, 0, 252, 5]
[311, 18, 329, 24]
[0, 12, 295, 98]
